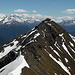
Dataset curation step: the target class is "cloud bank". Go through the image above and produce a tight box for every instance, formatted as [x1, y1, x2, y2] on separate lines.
[14, 9, 28, 12]
[14, 9, 37, 13]
[62, 9, 75, 14]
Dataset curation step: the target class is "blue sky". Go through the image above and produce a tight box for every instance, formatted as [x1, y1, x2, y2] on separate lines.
[0, 0, 75, 17]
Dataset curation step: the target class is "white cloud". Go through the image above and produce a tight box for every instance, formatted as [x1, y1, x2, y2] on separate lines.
[14, 9, 28, 12]
[62, 9, 75, 14]
[32, 10, 37, 13]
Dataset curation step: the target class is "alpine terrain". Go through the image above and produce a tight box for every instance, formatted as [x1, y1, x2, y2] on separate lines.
[0, 14, 75, 45]
[0, 18, 75, 75]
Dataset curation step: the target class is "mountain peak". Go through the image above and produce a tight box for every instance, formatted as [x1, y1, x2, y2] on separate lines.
[42, 18, 51, 22]
[0, 19, 75, 75]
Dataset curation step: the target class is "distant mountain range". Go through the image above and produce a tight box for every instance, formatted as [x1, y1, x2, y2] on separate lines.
[0, 13, 75, 26]
[0, 13, 75, 45]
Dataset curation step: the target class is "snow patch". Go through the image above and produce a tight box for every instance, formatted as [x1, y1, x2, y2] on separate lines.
[54, 73, 57, 75]
[42, 31, 45, 38]
[47, 23, 52, 26]
[21, 34, 27, 38]
[50, 45, 60, 57]
[54, 41, 62, 52]
[34, 33, 40, 39]
[68, 45, 75, 53]
[69, 42, 74, 47]
[44, 29, 46, 32]
[59, 33, 64, 37]
[0, 40, 19, 59]
[22, 29, 37, 43]
[44, 48, 70, 75]
[22, 40, 34, 48]
[69, 34, 75, 42]
[68, 67, 71, 69]
[0, 54, 29, 75]
[53, 50, 60, 57]
[28, 30, 37, 37]
[16, 46, 22, 51]
[31, 27, 35, 30]
[59, 33, 65, 42]
[65, 58, 68, 63]
[44, 49, 49, 54]
[49, 54, 71, 75]
[62, 42, 73, 59]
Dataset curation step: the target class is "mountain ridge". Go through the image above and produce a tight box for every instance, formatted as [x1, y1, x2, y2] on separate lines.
[0, 13, 75, 26]
[0, 18, 75, 75]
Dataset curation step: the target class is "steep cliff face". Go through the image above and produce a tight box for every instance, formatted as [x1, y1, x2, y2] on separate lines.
[0, 18, 75, 75]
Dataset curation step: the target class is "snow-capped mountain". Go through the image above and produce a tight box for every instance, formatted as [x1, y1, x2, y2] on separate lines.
[0, 13, 75, 26]
[0, 13, 42, 25]
[0, 18, 75, 75]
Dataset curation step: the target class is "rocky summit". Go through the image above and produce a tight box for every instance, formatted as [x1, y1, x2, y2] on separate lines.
[0, 18, 75, 75]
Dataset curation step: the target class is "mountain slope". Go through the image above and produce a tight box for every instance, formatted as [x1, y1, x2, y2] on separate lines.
[0, 18, 75, 75]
